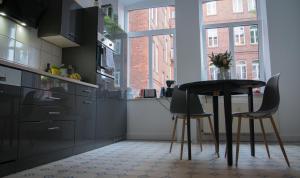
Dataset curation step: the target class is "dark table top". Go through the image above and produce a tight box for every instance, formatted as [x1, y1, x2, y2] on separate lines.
[179, 80, 266, 96]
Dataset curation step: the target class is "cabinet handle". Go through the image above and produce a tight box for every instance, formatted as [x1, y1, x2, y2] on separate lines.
[82, 90, 91, 93]
[48, 127, 60, 131]
[83, 101, 92, 104]
[47, 96, 61, 100]
[49, 112, 61, 115]
[0, 76, 6, 81]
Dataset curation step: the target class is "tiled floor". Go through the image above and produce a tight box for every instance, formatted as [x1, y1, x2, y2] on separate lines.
[4, 141, 300, 178]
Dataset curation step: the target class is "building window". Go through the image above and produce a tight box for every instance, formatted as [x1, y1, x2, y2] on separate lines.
[233, 0, 243, 13]
[248, 0, 256, 12]
[252, 60, 259, 80]
[236, 61, 247, 79]
[250, 25, 258, 44]
[152, 42, 159, 73]
[164, 39, 168, 63]
[210, 66, 218, 80]
[207, 29, 218, 48]
[234, 26, 245, 45]
[150, 8, 157, 26]
[206, 1, 217, 16]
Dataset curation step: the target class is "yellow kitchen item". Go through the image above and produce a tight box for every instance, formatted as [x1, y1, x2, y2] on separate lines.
[51, 68, 60, 75]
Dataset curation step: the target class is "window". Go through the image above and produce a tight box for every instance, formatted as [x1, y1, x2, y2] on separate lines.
[236, 61, 247, 79]
[210, 66, 218, 80]
[202, 0, 262, 81]
[152, 42, 159, 73]
[234, 26, 245, 45]
[128, 6, 176, 98]
[207, 29, 218, 48]
[248, 0, 256, 12]
[233, 0, 243, 13]
[114, 71, 121, 87]
[206, 1, 217, 16]
[252, 60, 259, 80]
[250, 25, 258, 44]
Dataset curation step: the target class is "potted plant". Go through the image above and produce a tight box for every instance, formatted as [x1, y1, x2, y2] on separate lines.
[209, 51, 232, 80]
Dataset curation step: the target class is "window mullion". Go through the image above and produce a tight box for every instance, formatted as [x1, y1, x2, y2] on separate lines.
[229, 27, 236, 79]
[149, 35, 153, 89]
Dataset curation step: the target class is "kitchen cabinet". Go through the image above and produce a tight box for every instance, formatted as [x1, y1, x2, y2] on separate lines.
[19, 121, 74, 159]
[75, 95, 96, 146]
[0, 84, 20, 164]
[38, 0, 82, 47]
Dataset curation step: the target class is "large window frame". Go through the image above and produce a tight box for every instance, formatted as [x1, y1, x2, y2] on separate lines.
[126, 1, 176, 90]
[201, 0, 264, 81]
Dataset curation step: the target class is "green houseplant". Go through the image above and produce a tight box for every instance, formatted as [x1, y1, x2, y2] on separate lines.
[209, 51, 232, 79]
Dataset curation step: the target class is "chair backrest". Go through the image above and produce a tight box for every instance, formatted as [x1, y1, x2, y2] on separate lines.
[170, 86, 205, 115]
[258, 73, 280, 114]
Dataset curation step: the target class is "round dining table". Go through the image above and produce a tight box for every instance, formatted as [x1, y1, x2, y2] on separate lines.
[179, 79, 265, 166]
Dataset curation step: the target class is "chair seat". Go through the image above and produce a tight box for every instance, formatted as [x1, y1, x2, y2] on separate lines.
[174, 112, 212, 118]
[232, 111, 271, 118]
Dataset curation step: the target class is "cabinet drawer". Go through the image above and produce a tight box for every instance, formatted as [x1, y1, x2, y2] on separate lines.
[21, 71, 75, 94]
[76, 85, 96, 99]
[20, 105, 76, 122]
[19, 121, 75, 159]
[21, 87, 75, 107]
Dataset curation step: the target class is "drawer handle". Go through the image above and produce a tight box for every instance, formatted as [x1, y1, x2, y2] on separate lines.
[48, 127, 60, 131]
[49, 112, 61, 115]
[47, 96, 61, 100]
[0, 76, 6, 82]
[83, 101, 92, 104]
[82, 90, 91, 93]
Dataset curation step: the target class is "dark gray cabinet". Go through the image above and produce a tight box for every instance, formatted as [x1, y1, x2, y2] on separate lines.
[38, 0, 82, 47]
[0, 84, 20, 164]
[75, 95, 96, 146]
[19, 121, 75, 159]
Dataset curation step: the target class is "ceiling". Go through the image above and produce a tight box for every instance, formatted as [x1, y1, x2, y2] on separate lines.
[118, 0, 145, 6]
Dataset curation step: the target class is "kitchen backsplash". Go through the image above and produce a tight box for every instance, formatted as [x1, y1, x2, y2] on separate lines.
[0, 16, 62, 70]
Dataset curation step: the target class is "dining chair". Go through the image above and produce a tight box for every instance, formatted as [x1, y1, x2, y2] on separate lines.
[233, 73, 290, 167]
[169, 86, 219, 159]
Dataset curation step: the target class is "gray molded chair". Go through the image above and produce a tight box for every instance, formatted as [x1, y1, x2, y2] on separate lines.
[169, 86, 219, 159]
[233, 74, 290, 167]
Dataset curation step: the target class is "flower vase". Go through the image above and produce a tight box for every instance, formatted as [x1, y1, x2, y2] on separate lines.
[218, 67, 230, 80]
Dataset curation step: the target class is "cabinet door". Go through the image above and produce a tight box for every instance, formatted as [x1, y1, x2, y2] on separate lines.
[0, 85, 20, 163]
[19, 121, 75, 159]
[75, 96, 96, 146]
[61, 0, 82, 43]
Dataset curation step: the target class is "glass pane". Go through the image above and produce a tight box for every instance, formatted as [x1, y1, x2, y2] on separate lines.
[128, 37, 149, 98]
[202, 0, 257, 25]
[128, 6, 175, 32]
[205, 28, 230, 80]
[234, 25, 259, 80]
[0, 35, 15, 61]
[152, 34, 175, 95]
[15, 41, 29, 65]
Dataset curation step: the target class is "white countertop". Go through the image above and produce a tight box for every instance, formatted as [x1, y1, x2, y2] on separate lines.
[0, 59, 99, 88]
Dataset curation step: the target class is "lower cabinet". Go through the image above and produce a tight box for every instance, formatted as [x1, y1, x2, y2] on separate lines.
[19, 121, 75, 159]
[75, 96, 96, 146]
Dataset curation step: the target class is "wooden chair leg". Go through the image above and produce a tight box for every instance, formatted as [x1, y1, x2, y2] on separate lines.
[180, 119, 186, 160]
[236, 117, 242, 166]
[169, 117, 178, 153]
[197, 119, 203, 152]
[270, 117, 290, 167]
[208, 116, 219, 157]
[259, 118, 271, 158]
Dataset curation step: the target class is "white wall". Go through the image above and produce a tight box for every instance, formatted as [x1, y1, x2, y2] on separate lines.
[266, 0, 300, 140]
[0, 16, 61, 70]
[175, 0, 202, 84]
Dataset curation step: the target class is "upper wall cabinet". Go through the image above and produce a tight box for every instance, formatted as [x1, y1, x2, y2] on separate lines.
[38, 0, 82, 48]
